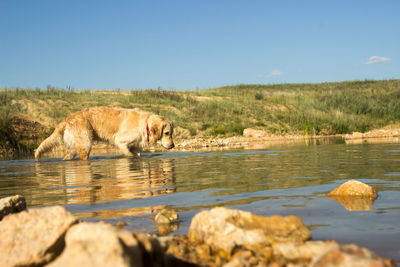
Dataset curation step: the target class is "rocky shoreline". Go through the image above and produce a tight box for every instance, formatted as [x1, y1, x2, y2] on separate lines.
[70, 127, 400, 157]
[175, 127, 400, 151]
[0, 180, 396, 267]
[2, 126, 400, 160]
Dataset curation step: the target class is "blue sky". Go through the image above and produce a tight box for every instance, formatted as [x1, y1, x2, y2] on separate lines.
[1, 1, 399, 90]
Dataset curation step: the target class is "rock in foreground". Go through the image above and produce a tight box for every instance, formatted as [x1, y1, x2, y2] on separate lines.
[310, 242, 395, 267]
[161, 231, 396, 267]
[0, 203, 396, 267]
[0, 206, 78, 267]
[0, 195, 26, 220]
[47, 222, 143, 267]
[188, 207, 311, 254]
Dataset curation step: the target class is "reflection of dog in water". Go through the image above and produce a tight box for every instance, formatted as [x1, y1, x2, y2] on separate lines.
[35, 107, 174, 161]
[47, 158, 177, 210]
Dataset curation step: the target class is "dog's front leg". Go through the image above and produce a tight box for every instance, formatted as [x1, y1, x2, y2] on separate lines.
[116, 143, 134, 157]
[115, 134, 142, 157]
[115, 141, 142, 157]
[128, 146, 141, 157]
[115, 134, 133, 156]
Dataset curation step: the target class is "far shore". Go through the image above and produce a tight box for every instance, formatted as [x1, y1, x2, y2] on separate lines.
[2, 80, 400, 159]
[31, 127, 400, 160]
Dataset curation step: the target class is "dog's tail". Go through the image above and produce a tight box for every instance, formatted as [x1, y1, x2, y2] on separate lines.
[35, 121, 67, 161]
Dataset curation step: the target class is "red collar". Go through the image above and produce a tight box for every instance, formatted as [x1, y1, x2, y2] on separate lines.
[146, 124, 150, 142]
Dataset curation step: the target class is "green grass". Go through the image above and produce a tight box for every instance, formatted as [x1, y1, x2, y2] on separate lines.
[1, 79, 400, 156]
[196, 79, 400, 135]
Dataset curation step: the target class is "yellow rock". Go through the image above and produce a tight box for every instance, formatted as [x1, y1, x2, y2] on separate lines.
[328, 179, 377, 199]
[328, 180, 378, 211]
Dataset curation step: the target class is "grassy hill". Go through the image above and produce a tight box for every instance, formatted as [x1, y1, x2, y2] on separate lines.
[1, 79, 400, 157]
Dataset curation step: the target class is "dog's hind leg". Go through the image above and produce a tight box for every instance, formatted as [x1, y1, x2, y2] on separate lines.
[78, 146, 91, 160]
[74, 134, 92, 160]
[63, 125, 92, 160]
[62, 129, 77, 160]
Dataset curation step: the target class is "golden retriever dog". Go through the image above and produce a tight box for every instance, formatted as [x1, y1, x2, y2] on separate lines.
[35, 107, 174, 161]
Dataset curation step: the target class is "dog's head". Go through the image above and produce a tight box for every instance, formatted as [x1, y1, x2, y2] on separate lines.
[148, 115, 175, 149]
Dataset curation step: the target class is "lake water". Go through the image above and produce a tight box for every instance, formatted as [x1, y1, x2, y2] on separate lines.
[1, 141, 400, 263]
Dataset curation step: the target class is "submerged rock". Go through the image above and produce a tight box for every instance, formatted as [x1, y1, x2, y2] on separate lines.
[188, 207, 311, 254]
[116, 220, 128, 229]
[47, 222, 143, 267]
[155, 208, 179, 224]
[0, 195, 26, 220]
[328, 179, 377, 198]
[157, 223, 180, 236]
[154, 208, 180, 236]
[0, 206, 78, 267]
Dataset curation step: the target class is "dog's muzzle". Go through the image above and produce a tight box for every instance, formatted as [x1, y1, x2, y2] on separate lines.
[165, 143, 174, 149]
[168, 143, 175, 149]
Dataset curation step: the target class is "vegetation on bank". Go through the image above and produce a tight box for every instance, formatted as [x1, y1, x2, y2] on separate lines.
[1, 79, 400, 156]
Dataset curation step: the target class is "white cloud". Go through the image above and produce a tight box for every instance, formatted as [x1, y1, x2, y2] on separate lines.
[269, 69, 282, 76]
[258, 69, 282, 78]
[365, 56, 391, 64]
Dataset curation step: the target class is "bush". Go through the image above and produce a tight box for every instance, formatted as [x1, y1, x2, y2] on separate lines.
[255, 92, 264, 100]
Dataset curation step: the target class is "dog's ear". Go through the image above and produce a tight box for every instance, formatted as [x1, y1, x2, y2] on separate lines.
[150, 118, 164, 142]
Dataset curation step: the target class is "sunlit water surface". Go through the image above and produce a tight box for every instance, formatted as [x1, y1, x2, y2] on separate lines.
[1, 141, 400, 263]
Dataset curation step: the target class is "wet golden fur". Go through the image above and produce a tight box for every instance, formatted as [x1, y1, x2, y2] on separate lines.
[35, 107, 174, 161]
